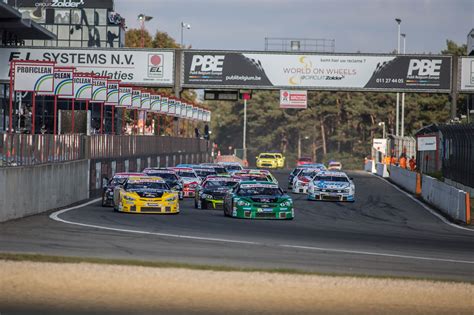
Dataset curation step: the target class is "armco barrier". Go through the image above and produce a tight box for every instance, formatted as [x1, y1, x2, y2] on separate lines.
[0, 160, 89, 222]
[421, 174, 469, 224]
[375, 163, 389, 178]
[389, 166, 417, 194]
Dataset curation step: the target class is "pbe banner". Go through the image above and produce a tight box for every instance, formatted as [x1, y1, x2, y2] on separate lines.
[91, 77, 108, 102]
[105, 80, 119, 105]
[13, 61, 55, 92]
[118, 86, 132, 107]
[73, 73, 93, 100]
[183, 51, 452, 92]
[2, 47, 175, 86]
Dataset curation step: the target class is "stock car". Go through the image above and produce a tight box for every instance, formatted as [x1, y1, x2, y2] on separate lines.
[223, 181, 294, 220]
[292, 168, 325, 194]
[143, 168, 184, 200]
[172, 167, 201, 197]
[199, 163, 228, 175]
[113, 176, 179, 214]
[194, 176, 239, 209]
[307, 171, 355, 202]
[218, 162, 243, 174]
[102, 172, 143, 207]
[193, 166, 218, 181]
[288, 164, 326, 189]
[232, 171, 273, 182]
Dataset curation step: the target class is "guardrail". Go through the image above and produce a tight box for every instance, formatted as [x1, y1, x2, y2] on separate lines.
[1, 134, 209, 167]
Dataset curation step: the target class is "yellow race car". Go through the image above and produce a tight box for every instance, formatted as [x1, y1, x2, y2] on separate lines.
[113, 176, 179, 214]
[256, 153, 285, 169]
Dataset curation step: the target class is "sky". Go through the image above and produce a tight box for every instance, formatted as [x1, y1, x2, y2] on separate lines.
[115, 0, 474, 54]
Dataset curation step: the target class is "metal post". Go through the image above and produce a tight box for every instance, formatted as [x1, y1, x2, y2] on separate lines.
[71, 98, 74, 134]
[395, 18, 401, 136]
[467, 94, 470, 124]
[31, 92, 36, 135]
[451, 56, 458, 119]
[180, 23, 183, 47]
[9, 62, 13, 134]
[111, 106, 115, 134]
[382, 123, 386, 139]
[53, 95, 57, 135]
[243, 98, 247, 162]
[401, 34, 406, 138]
[100, 103, 104, 134]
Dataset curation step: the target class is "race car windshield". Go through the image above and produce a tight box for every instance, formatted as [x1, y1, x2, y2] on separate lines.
[237, 187, 283, 196]
[299, 157, 312, 162]
[203, 181, 237, 189]
[125, 182, 169, 190]
[176, 171, 197, 178]
[146, 172, 178, 181]
[224, 165, 242, 171]
[110, 178, 127, 186]
[237, 175, 268, 181]
[259, 154, 276, 159]
[314, 176, 349, 182]
[213, 167, 227, 174]
[301, 170, 320, 177]
[195, 169, 217, 177]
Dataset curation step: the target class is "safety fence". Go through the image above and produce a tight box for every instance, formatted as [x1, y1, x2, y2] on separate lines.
[0, 134, 209, 167]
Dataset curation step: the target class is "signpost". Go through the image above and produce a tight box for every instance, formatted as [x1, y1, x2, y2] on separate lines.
[280, 90, 307, 109]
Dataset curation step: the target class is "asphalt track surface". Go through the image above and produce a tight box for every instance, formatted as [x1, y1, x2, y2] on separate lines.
[0, 170, 473, 281]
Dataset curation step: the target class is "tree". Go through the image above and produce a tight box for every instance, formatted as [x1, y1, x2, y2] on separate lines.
[125, 28, 153, 48]
[441, 40, 467, 56]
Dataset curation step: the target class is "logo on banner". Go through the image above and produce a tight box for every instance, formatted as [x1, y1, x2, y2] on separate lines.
[35, 0, 85, 8]
[190, 55, 225, 72]
[407, 59, 442, 77]
[148, 54, 164, 78]
[280, 90, 307, 109]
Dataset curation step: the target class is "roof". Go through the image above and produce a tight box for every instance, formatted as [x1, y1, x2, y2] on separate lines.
[415, 123, 474, 137]
[0, 2, 56, 40]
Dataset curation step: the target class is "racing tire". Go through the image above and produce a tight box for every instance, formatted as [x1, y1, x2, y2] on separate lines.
[194, 198, 199, 209]
[101, 194, 107, 207]
[201, 200, 208, 210]
[179, 192, 183, 200]
[223, 204, 230, 217]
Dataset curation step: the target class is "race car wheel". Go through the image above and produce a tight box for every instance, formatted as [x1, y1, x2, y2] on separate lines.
[194, 198, 199, 209]
[224, 202, 231, 217]
[201, 200, 208, 210]
[101, 194, 107, 207]
[179, 192, 183, 200]
[113, 201, 119, 212]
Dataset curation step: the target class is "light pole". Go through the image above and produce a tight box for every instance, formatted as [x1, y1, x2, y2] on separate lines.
[243, 97, 247, 162]
[395, 18, 401, 137]
[138, 14, 153, 48]
[401, 33, 406, 137]
[378, 122, 386, 139]
[180, 22, 191, 47]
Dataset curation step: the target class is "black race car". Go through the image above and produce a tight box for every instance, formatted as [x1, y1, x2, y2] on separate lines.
[194, 176, 239, 209]
[143, 168, 184, 200]
[102, 172, 143, 207]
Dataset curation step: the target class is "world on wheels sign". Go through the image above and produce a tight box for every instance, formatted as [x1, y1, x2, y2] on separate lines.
[183, 51, 452, 92]
[13, 61, 55, 92]
[280, 90, 307, 109]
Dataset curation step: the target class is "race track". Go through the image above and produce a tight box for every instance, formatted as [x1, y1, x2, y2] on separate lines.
[1, 170, 473, 281]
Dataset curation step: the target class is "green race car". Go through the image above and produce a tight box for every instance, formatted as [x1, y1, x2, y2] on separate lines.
[223, 181, 294, 220]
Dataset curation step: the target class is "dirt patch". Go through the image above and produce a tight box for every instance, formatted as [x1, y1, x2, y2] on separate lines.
[0, 260, 472, 315]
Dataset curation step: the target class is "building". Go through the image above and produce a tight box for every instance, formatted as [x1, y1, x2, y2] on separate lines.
[7, 0, 125, 48]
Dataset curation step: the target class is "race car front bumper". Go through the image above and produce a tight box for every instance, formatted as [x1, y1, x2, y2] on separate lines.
[231, 205, 294, 219]
[118, 199, 179, 214]
[201, 198, 224, 209]
[292, 185, 309, 194]
[183, 188, 196, 197]
[307, 192, 354, 202]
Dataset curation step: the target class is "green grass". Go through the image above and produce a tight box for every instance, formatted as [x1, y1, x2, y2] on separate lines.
[0, 252, 471, 284]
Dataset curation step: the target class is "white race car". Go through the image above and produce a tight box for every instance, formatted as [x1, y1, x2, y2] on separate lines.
[292, 168, 324, 194]
[307, 171, 355, 202]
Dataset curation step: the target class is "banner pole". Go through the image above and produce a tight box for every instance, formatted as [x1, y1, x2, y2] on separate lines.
[31, 92, 36, 135]
[122, 109, 126, 135]
[53, 95, 58, 135]
[71, 98, 75, 134]
[135, 109, 138, 135]
[111, 106, 115, 135]
[143, 110, 147, 135]
[86, 99, 89, 112]
[100, 102, 104, 134]
[9, 62, 14, 134]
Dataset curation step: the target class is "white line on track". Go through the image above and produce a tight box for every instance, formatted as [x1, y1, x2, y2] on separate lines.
[280, 244, 474, 265]
[371, 174, 474, 233]
[49, 199, 474, 265]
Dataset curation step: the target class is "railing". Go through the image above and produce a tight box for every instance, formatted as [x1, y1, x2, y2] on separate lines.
[1, 134, 209, 167]
[1, 134, 85, 166]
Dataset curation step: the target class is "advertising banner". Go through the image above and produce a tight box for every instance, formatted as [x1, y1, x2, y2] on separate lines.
[91, 77, 108, 103]
[131, 89, 142, 108]
[161, 97, 169, 113]
[280, 90, 307, 109]
[168, 98, 176, 116]
[459, 57, 474, 92]
[150, 94, 161, 112]
[54, 67, 74, 98]
[13, 61, 55, 92]
[198, 108, 204, 121]
[2, 47, 175, 86]
[105, 80, 119, 106]
[192, 107, 198, 120]
[186, 104, 193, 118]
[176, 101, 183, 117]
[73, 73, 92, 100]
[118, 86, 132, 107]
[183, 51, 452, 92]
[141, 92, 151, 110]
[372, 139, 387, 155]
[417, 136, 437, 151]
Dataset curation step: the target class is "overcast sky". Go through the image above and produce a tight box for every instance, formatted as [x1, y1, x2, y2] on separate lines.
[115, 0, 473, 54]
